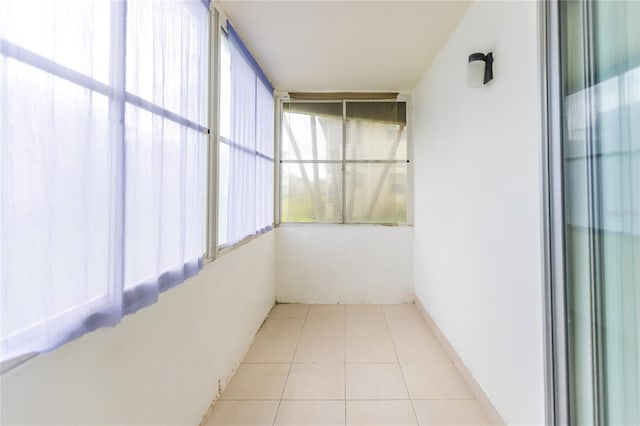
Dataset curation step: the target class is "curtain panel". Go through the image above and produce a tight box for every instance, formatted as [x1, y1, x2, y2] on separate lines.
[0, 0, 209, 363]
[220, 22, 274, 246]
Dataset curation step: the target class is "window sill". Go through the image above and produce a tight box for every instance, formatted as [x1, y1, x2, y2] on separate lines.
[1, 353, 37, 375]
[207, 226, 274, 262]
[277, 222, 412, 227]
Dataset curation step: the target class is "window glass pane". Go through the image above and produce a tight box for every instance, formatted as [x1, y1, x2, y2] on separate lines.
[219, 33, 231, 139]
[124, 106, 207, 288]
[257, 82, 274, 157]
[345, 163, 407, 223]
[124, 105, 160, 288]
[281, 163, 342, 222]
[218, 142, 230, 245]
[282, 102, 343, 161]
[0, 0, 111, 84]
[126, 0, 209, 126]
[184, 127, 208, 261]
[1, 61, 112, 335]
[229, 41, 256, 151]
[218, 27, 274, 247]
[256, 158, 274, 229]
[346, 101, 406, 124]
[346, 120, 407, 160]
[346, 102, 407, 160]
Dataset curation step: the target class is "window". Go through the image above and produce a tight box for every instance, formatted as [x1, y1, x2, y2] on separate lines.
[281, 100, 409, 224]
[217, 24, 274, 247]
[0, 0, 209, 362]
[545, 2, 640, 424]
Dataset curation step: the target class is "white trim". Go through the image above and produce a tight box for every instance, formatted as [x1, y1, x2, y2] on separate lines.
[404, 95, 414, 226]
[274, 95, 282, 226]
[215, 227, 274, 258]
[276, 94, 287, 226]
[414, 297, 507, 426]
[342, 99, 347, 223]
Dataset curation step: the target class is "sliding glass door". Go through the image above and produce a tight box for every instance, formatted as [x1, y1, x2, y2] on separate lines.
[550, 1, 640, 424]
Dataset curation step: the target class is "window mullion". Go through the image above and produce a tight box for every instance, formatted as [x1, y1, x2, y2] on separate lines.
[206, 5, 219, 261]
[107, 0, 128, 301]
[274, 97, 282, 226]
[341, 99, 347, 224]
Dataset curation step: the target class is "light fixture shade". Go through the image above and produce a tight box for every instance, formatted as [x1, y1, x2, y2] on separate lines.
[467, 52, 494, 88]
[467, 56, 486, 88]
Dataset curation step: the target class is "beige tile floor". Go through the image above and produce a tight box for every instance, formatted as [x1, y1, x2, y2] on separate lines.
[203, 304, 492, 426]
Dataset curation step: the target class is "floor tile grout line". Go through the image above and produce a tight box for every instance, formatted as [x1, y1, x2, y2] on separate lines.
[207, 305, 483, 425]
[218, 397, 435, 402]
[344, 304, 347, 426]
[382, 305, 421, 426]
[218, 396, 478, 401]
[271, 304, 310, 426]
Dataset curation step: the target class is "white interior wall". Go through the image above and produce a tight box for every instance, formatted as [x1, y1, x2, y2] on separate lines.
[0, 232, 276, 425]
[412, 1, 545, 425]
[276, 225, 413, 304]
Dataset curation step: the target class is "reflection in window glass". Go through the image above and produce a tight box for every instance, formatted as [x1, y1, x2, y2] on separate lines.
[559, 1, 640, 424]
[346, 102, 407, 161]
[346, 120, 407, 161]
[346, 163, 407, 223]
[282, 103, 343, 161]
[281, 162, 342, 222]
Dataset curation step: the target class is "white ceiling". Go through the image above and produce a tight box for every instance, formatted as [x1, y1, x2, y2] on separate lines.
[218, 1, 471, 92]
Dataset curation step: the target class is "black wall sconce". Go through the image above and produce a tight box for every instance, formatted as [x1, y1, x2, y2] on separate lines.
[467, 52, 494, 88]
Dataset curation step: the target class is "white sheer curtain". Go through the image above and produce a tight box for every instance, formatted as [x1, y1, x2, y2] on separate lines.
[256, 82, 275, 233]
[224, 24, 274, 246]
[123, 0, 208, 311]
[227, 39, 257, 244]
[0, 0, 208, 362]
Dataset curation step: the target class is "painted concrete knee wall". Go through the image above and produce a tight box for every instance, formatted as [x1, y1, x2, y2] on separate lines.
[275, 225, 414, 304]
[412, 1, 546, 425]
[1, 232, 276, 425]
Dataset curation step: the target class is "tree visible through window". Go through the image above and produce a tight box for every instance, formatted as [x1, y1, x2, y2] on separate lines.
[281, 101, 408, 224]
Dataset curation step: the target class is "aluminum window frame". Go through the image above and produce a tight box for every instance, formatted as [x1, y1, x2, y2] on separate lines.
[277, 96, 413, 226]
[205, 4, 219, 262]
[541, 1, 569, 425]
